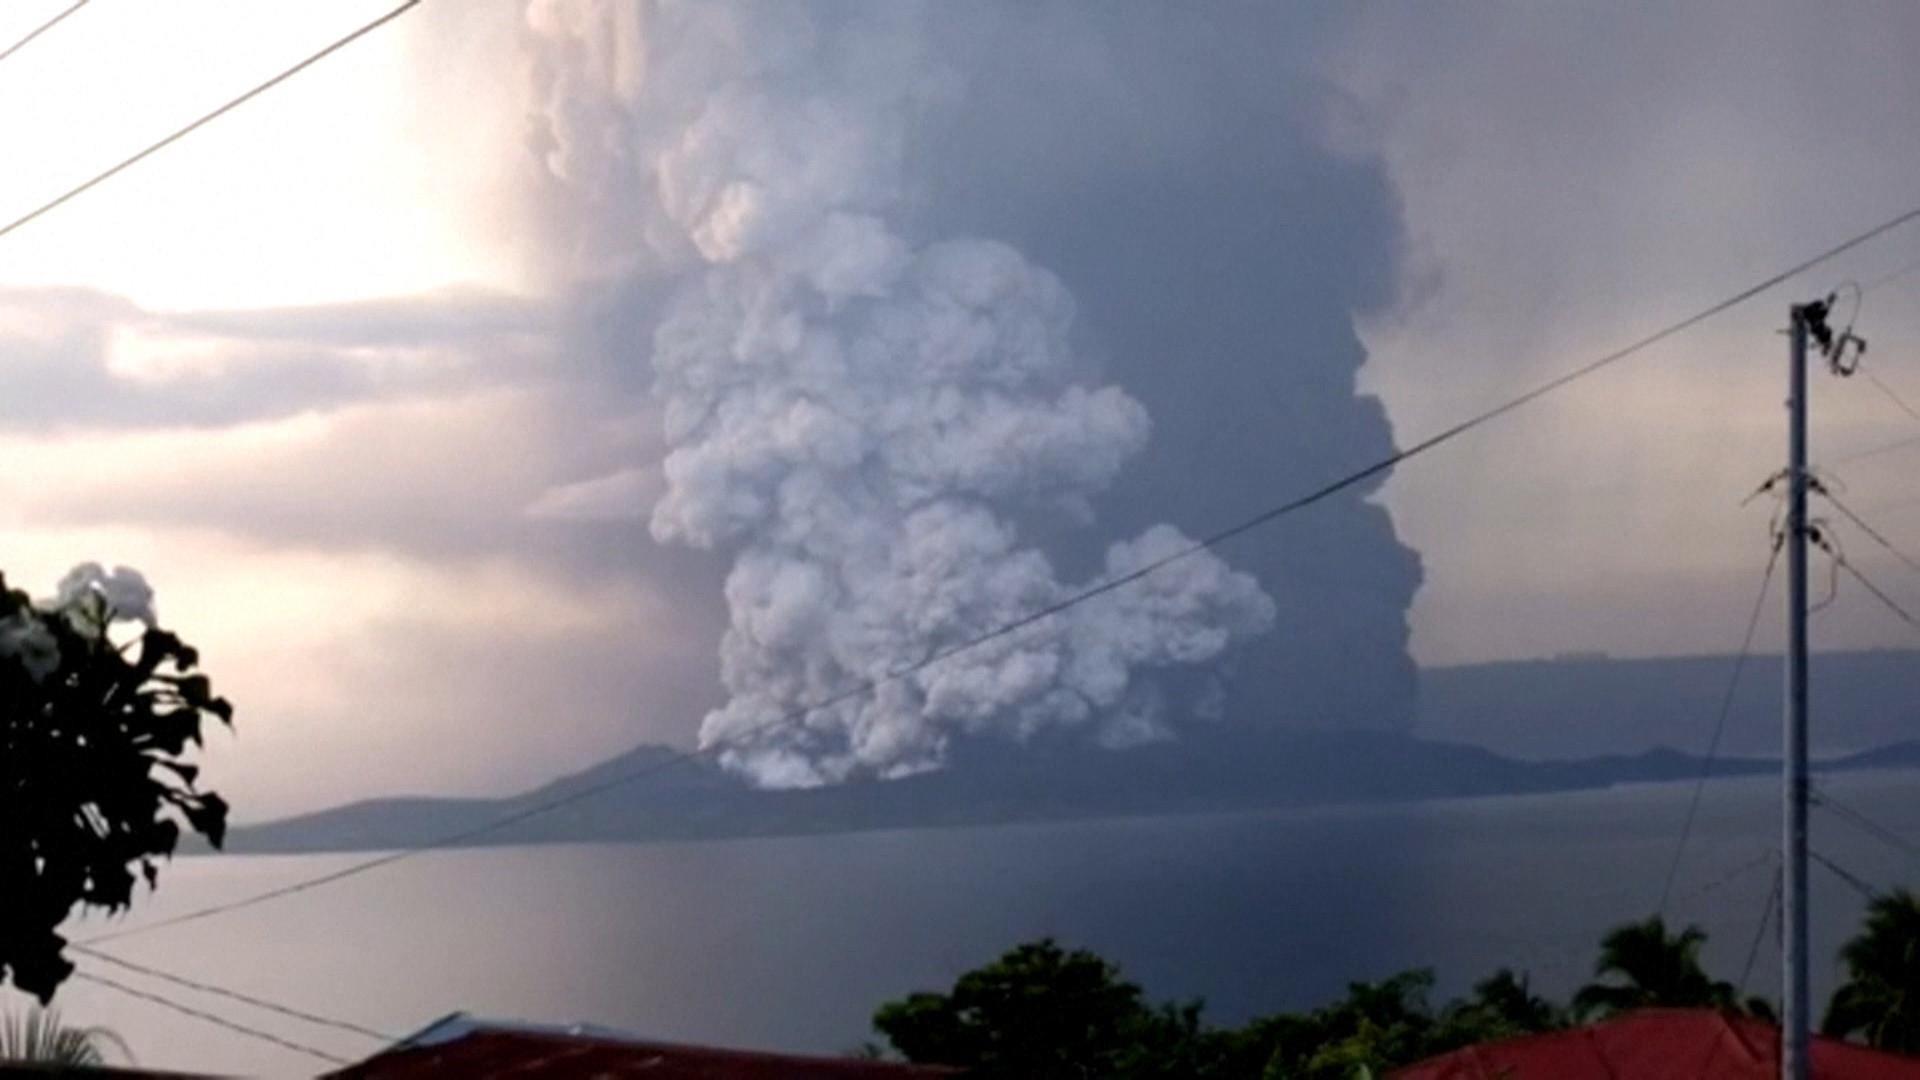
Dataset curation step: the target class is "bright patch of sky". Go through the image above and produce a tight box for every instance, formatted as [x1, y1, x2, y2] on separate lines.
[0, 0, 519, 309]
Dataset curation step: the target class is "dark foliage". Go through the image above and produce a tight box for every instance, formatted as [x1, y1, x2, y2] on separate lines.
[872, 943, 1568, 1078]
[1572, 915, 1773, 1022]
[872, 905, 1887, 1078]
[0, 573, 231, 1002]
[1823, 888, 1920, 1053]
[872, 939, 1206, 1078]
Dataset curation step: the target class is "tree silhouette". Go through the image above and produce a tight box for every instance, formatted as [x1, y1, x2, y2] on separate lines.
[872, 938, 1176, 1078]
[1436, 968, 1567, 1043]
[0, 566, 232, 1002]
[1572, 916, 1764, 1020]
[0, 1007, 130, 1066]
[874, 944, 1578, 1079]
[1823, 888, 1920, 1053]
[1265, 969, 1443, 1079]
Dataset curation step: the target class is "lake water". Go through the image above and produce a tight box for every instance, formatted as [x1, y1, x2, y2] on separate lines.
[33, 770, 1920, 1076]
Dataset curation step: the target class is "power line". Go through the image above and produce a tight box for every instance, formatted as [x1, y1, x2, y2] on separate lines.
[1512, 845, 1766, 980]
[1817, 486, 1920, 577]
[1825, 278, 1920, 462]
[1737, 865, 1781, 997]
[79, 200, 1920, 948]
[1658, 534, 1782, 914]
[72, 969, 353, 1067]
[1864, 371, 1920, 426]
[1812, 786, 1920, 869]
[1856, 492, 1920, 516]
[1668, 848, 1779, 915]
[0, 0, 421, 244]
[1809, 848, 1883, 903]
[1820, 275, 1920, 462]
[1830, 431, 1920, 468]
[0, 0, 87, 67]
[1863, 254, 1920, 295]
[70, 944, 395, 1044]
[1828, 549, 1920, 634]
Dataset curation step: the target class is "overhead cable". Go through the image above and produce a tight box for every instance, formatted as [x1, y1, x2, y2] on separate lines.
[1864, 371, 1920, 427]
[1828, 548, 1920, 633]
[0, 0, 87, 67]
[0, 0, 421, 244]
[1808, 848, 1883, 903]
[70, 944, 395, 1043]
[1863, 254, 1920, 295]
[1812, 786, 1920, 869]
[1831, 431, 1920, 467]
[1657, 534, 1782, 914]
[1816, 485, 1920, 577]
[1737, 866, 1781, 996]
[73, 969, 353, 1066]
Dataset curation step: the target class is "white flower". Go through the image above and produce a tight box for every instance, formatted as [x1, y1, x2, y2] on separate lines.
[49, 562, 156, 627]
[0, 613, 60, 682]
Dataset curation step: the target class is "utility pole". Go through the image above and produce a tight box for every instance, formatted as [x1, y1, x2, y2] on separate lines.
[1781, 302, 1812, 1080]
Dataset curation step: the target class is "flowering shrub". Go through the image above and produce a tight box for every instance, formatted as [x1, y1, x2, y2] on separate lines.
[0, 565, 231, 1002]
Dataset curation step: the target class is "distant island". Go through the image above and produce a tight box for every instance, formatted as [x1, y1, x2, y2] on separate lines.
[228, 648, 1920, 854]
[1417, 647, 1920, 759]
[227, 725, 1920, 854]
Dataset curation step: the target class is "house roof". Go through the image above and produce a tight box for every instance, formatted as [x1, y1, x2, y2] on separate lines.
[1391, 1009, 1920, 1079]
[323, 1014, 957, 1080]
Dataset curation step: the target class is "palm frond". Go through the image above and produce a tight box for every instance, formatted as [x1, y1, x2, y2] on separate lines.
[0, 1007, 130, 1066]
[1824, 889, 1920, 1052]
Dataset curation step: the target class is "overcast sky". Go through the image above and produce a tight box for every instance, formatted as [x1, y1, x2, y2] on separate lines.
[2, 1, 1919, 817]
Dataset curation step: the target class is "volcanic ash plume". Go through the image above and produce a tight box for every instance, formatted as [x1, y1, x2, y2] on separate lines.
[525, 1, 1276, 786]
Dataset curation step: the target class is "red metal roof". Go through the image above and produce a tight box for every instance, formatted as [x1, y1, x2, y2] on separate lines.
[1393, 1009, 1920, 1079]
[326, 1030, 957, 1080]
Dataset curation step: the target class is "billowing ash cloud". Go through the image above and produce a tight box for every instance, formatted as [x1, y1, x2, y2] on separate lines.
[652, 239, 1276, 786]
[522, 1, 1276, 786]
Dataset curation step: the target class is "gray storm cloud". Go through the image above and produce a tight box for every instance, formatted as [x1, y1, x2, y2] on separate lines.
[522, 0, 1276, 786]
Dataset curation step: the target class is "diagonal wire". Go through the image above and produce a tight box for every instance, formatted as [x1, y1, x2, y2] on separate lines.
[1818, 486, 1920, 577]
[1529, 847, 1773, 987]
[70, 944, 395, 1043]
[1658, 535, 1782, 914]
[1828, 550, 1920, 634]
[0, 0, 421, 244]
[1737, 864, 1782, 996]
[1811, 786, 1920, 869]
[1831, 431, 1920, 468]
[1864, 371, 1920, 426]
[1809, 848, 1883, 902]
[1863, 254, 1920, 295]
[1676, 848, 1780, 908]
[78, 202, 1920, 949]
[73, 969, 352, 1066]
[0, 0, 87, 67]
[1822, 279, 1920, 464]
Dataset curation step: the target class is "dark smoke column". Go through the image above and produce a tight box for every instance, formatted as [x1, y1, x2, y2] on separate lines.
[915, 3, 1423, 732]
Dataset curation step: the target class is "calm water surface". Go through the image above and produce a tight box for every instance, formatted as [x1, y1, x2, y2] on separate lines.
[38, 770, 1920, 1076]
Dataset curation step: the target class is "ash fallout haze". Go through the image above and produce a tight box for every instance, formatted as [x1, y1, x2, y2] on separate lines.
[7, 0, 1920, 1075]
